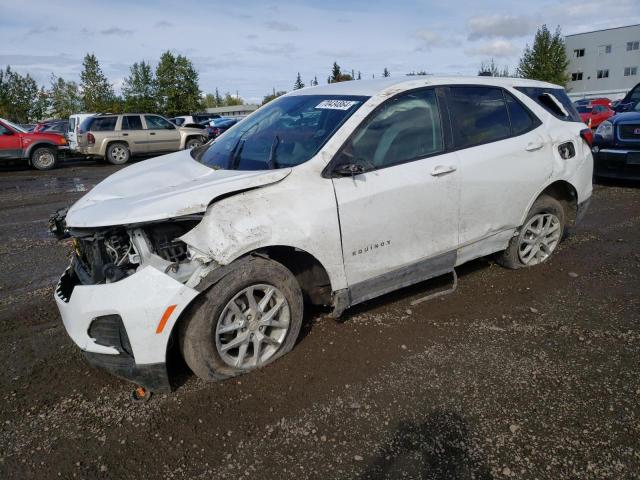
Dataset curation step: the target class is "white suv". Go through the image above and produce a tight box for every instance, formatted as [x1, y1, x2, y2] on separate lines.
[51, 76, 593, 393]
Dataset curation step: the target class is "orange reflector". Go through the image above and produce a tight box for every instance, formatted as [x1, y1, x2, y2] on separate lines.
[156, 304, 177, 334]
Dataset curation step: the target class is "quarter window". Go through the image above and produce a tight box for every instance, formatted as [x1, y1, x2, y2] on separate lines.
[338, 89, 443, 169]
[145, 115, 174, 130]
[448, 87, 511, 148]
[122, 115, 143, 130]
[504, 92, 537, 136]
[91, 117, 117, 131]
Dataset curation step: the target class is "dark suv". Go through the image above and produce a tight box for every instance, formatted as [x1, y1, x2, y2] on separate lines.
[592, 102, 640, 180]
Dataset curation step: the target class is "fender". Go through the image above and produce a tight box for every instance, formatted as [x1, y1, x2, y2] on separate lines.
[22, 140, 58, 159]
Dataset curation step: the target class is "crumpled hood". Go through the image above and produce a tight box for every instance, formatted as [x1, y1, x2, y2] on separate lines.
[66, 150, 291, 227]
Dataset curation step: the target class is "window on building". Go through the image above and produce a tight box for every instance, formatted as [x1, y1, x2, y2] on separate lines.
[573, 48, 585, 57]
[624, 66, 638, 76]
[627, 41, 640, 51]
[597, 69, 609, 79]
[598, 44, 612, 54]
[571, 72, 583, 81]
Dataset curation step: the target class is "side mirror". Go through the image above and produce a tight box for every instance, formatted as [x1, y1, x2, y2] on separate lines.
[334, 162, 366, 177]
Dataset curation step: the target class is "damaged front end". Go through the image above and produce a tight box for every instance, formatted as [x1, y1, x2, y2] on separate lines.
[50, 210, 211, 392]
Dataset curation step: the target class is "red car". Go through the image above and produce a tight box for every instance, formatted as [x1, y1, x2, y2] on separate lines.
[0, 117, 68, 170]
[576, 104, 614, 129]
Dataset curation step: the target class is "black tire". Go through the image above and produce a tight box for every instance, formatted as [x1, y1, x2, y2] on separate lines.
[185, 137, 204, 149]
[106, 142, 130, 165]
[496, 194, 566, 269]
[31, 146, 58, 170]
[179, 257, 303, 382]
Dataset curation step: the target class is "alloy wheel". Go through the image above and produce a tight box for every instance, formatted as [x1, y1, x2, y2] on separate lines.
[518, 213, 561, 266]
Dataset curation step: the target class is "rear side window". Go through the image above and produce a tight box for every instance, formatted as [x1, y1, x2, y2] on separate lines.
[122, 115, 143, 130]
[89, 117, 117, 132]
[69, 118, 76, 131]
[504, 91, 539, 136]
[339, 88, 444, 169]
[448, 86, 511, 148]
[145, 115, 174, 130]
[515, 87, 581, 122]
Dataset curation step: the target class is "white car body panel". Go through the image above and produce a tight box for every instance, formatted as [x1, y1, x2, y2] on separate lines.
[65, 150, 291, 227]
[55, 76, 594, 383]
[68, 113, 96, 151]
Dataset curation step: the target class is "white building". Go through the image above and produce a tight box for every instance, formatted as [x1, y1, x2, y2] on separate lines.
[205, 105, 259, 119]
[565, 24, 640, 100]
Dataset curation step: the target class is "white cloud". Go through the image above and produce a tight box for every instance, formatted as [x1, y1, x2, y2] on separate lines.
[264, 21, 298, 32]
[467, 14, 537, 40]
[414, 29, 460, 51]
[465, 39, 519, 58]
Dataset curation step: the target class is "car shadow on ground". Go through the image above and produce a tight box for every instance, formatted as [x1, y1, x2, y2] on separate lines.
[360, 409, 492, 479]
[594, 176, 640, 188]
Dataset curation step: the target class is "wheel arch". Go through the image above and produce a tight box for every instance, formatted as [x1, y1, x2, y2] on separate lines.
[523, 179, 579, 227]
[24, 141, 57, 161]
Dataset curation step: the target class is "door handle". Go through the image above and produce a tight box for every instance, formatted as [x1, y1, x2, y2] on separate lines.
[150, 132, 156, 136]
[525, 142, 544, 151]
[122, 133, 128, 136]
[430, 165, 457, 176]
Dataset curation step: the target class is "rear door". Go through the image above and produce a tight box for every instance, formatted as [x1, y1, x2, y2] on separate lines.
[120, 115, 147, 153]
[331, 88, 459, 301]
[446, 86, 550, 248]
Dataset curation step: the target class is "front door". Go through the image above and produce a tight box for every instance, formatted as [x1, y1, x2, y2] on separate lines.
[330, 88, 459, 303]
[143, 115, 181, 152]
[0, 122, 22, 159]
[120, 115, 147, 154]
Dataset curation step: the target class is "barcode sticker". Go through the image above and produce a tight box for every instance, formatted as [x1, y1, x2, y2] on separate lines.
[315, 100, 359, 110]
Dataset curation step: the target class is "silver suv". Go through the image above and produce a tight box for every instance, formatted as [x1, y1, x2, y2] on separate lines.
[76, 113, 208, 164]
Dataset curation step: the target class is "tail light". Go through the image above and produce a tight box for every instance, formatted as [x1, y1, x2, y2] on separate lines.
[87, 132, 95, 145]
[580, 128, 593, 147]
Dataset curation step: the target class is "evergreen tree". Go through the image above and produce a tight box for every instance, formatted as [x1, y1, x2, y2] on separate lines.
[80, 53, 115, 112]
[294, 72, 305, 90]
[156, 51, 202, 116]
[0, 66, 41, 122]
[122, 61, 157, 112]
[312, 76, 318, 86]
[357, 71, 361, 80]
[215, 88, 222, 107]
[406, 70, 428, 76]
[330, 62, 342, 83]
[478, 59, 509, 77]
[31, 86, 50, 121]
[49, 75, 83, 118]
[517, 25, 569, 86]
[383, 67, 390, 77]
[223, 92, 244, 106]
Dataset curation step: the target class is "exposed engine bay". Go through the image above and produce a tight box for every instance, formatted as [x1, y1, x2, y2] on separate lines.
[50, 208, 206, 286]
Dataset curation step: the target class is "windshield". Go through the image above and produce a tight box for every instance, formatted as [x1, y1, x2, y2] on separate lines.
[2, 118, 27, 133]
[192, 94, 368, 170]
[576, 106, 592, 114]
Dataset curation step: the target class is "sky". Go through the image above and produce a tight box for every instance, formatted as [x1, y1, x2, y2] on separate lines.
[1, 0, 639, 104]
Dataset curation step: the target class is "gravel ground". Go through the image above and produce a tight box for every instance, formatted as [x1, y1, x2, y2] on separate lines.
[0, 158, 638, 479]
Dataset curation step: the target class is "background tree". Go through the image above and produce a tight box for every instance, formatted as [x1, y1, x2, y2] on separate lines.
[478, 59, 510, 77]
[31, 86, 50, 121]
[517, 25, 569, 86]
[0, 66, 41, 122]
[406, 70, 428, 76]
[312, 76, 318, 86]
[80, 53, 115, 112]
[383, 67, 390, 77]
[262, 90, 287, 105]
[156, 51, 201, 116]
[357, 71, 362, 80]
[223, 92, 244, 106]
[294, 72, 305, 90]
[329, 62, 353, 83]
[122, 61, 157, 113]
[49, 75, 82, 118]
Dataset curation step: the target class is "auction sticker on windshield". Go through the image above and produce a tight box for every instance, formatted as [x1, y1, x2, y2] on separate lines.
[315, 100, 359, 110]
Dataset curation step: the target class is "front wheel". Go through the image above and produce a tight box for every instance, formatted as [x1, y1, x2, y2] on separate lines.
[31, 147, 58, 170]
[185, 137, 204, 149]
[497, 195, 565, 269]
[179, 257, 303, 382]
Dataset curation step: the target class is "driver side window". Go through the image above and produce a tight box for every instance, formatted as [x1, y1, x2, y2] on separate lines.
[145, 115, 174, 130]
[338, 89, 444, 170]
[0, 124, 9, 135]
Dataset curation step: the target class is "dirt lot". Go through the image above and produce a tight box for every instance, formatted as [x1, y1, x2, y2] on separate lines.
[0, 158, 638, 479]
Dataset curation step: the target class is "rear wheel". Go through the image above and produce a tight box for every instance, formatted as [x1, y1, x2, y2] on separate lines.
[497, 195, 565, 269]
[106, 142, 130, 165]
[31, 147, 58, 170]
[179, 257, 303, 382]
